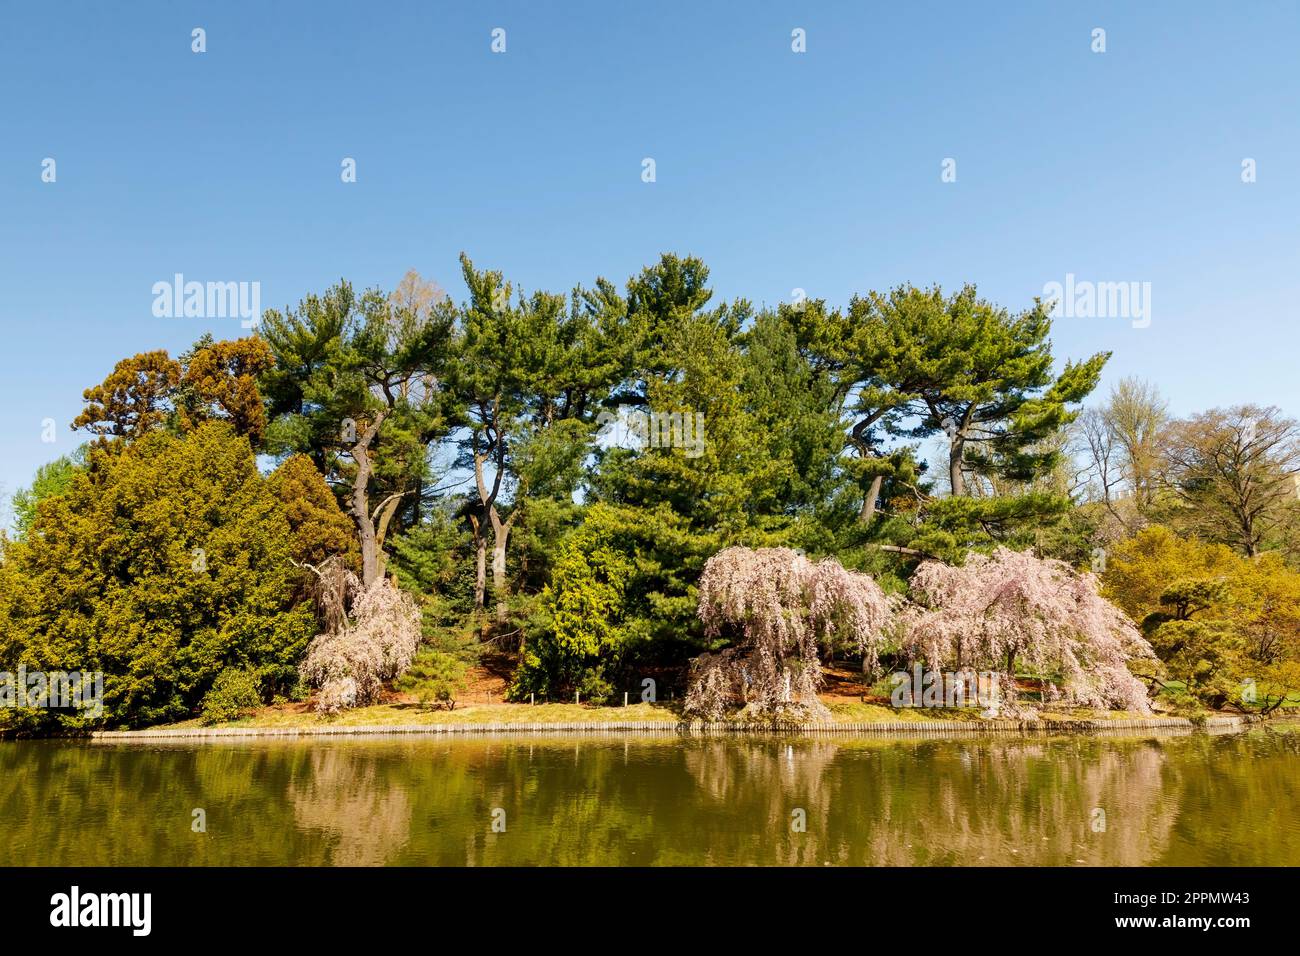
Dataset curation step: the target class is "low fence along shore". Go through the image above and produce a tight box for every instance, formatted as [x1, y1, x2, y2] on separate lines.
[91, 714, 1250, 740]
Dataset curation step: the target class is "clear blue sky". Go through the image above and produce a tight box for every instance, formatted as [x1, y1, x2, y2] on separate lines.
[2, 0, 1297, 508]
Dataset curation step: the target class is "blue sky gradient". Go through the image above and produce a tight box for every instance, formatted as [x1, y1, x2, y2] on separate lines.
[2, 0, 1297, 505]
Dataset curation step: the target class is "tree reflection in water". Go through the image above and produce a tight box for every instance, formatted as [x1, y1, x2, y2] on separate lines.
[289, 746, 413, 865]
[1, 726, 1298, 865]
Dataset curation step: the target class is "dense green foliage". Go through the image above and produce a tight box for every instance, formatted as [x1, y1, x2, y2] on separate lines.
[4, 254, 1298, 727]
[10, 448, 85, 541]
[200, 667, 264, 724]
[395, 647, 469, 710]
[512, 504, 634, 701]
[0, 424, 317, 728]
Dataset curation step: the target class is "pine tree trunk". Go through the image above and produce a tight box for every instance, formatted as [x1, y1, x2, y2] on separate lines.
[859, 474, 884, 524]
[349, 412, 387, 588]
[949, 436, 966, 497]
[489, 507, 515, 625]
[473, 527, 487, 609]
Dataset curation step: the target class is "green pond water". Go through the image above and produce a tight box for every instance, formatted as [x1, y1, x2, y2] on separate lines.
[2, 724, 1298, 865]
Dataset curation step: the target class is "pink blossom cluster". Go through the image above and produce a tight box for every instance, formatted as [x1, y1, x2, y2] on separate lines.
[686, 545, 1155, 720]
[299, 557, 423, 713]
[688, 546, 892, 720]
[900, 548, 1154, 713]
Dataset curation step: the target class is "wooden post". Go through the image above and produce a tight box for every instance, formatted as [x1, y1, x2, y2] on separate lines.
[624, 692, 628, 707]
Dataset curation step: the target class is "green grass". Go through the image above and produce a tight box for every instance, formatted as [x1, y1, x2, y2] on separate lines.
[151, 695, 1168, 731]
[168, 700, 681, 729]
[824, 700, 986, 722]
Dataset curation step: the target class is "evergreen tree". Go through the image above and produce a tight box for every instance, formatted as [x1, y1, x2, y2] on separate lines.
[847, 284, 1107, 557]
[0, 423, 315, 727]
[261, 278, 457, 585]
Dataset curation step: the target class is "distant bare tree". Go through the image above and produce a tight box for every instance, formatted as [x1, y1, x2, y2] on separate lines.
[1073, 378, 1169, 537]
[1159, 405, 1300, 556]
[1105, 377, 1168, 513]
[388, 268, 447, 323]
[1077, 407, 1123, 506]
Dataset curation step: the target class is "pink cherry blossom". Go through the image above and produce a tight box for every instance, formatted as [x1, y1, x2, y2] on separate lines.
[900, 548, 1154, 713]
[687, 547, 892, 720]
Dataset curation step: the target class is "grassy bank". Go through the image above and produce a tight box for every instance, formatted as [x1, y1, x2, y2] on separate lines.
[136, 696, 1196, 733]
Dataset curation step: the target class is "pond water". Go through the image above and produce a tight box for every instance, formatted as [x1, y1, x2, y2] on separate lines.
[2, 724, 1297, 865]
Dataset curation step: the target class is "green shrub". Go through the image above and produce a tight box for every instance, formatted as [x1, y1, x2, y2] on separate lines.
[0, 423, 316, 729]
[510, 505, 632, 701]
[200, 668, 263, 725]
[396, 649, 469, 710]
[577, 669, 615, 705]
[287, 676, 311, 702]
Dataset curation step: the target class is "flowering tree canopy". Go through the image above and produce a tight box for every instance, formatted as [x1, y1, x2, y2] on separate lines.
[900, 547, 1154, 713]
[299, 556, 422, 713]
[687, 545, 1156, 721]
[686, 547, 892, 720]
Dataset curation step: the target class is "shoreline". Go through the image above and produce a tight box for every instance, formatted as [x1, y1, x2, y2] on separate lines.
[86, 714, 1252, 740]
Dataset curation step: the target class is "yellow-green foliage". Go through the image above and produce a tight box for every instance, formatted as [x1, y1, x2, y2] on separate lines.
[1102, 526, 1300, 707]
[396, 647, 469, 710]
[511, 505, 632, 701]
[0, 422, 316, 728]
[267, 453, 358, 570]
[200, 666, 263, 724]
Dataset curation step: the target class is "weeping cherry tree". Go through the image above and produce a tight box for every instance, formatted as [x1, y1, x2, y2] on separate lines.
[298, 556, 423, 713]
[686, 547, 892, 721]
[898, 547, 1155, 714]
